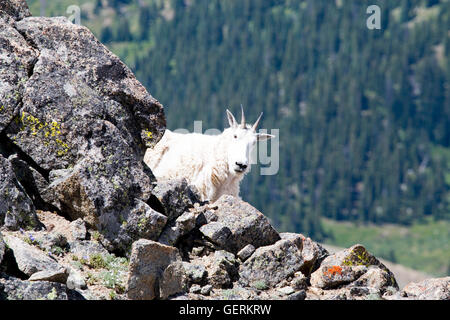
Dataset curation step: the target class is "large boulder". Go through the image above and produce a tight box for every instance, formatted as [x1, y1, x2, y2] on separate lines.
[0, 4, 166, 252]
[11, 16, 165, 162]
[199, 195, 280, 254]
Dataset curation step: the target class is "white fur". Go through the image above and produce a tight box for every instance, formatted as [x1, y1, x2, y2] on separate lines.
[144, 110, 273, 202]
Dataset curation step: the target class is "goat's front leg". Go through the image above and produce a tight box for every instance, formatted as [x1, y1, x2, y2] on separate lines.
[192, 166, 216, 202]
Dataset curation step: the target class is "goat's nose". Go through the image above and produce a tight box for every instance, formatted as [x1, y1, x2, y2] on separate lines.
[236, 162, 248, 169]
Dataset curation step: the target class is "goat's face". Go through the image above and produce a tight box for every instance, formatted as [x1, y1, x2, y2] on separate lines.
[224, 107, 274, 175]
[223, 126, 257, 174]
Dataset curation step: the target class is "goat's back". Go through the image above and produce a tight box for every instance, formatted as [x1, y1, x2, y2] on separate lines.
[144, 129, 221, 180]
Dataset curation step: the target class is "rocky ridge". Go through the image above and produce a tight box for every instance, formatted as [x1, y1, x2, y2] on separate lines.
[0, 0, 448, 300]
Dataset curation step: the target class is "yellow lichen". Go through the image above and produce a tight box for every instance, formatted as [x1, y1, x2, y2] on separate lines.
[144, 129, 153, 139]
[14, 112, 70, 157]
[342, 248, 372, 267]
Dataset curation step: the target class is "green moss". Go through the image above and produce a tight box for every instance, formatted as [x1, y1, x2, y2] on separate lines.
[89, 253, 108, 269]
[222, 289, 239, 299]
[50, 245, 66, 256]
[109, 290, 117, 300]
[366, 293, 382, 300]
[85, 272, 97, 285]
[252, 280, 268, 290]
[79, 256, 89, 266]
[100, 269, 126, 293]
[71, 260, 84, 271]
[91, 230, 101, 241]
[95, 254, 128, 293]
[23, 233, 41, 248]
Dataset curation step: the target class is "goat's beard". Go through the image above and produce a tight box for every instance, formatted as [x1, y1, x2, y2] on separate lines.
[230, 164, 250, 176]
[234, 167, 247, 174]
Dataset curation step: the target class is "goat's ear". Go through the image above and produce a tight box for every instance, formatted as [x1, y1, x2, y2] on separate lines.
[256, 133, 275, 141]
[226, 109, 237, 128]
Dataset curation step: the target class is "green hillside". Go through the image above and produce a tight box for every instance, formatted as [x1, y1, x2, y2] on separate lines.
[26, 1, 450, 260]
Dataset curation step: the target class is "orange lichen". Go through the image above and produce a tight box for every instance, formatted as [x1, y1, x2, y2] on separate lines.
[325, 265, 343, 276]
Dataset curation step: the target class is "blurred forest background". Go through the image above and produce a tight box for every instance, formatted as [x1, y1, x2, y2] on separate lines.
[26, 0, 450, 276]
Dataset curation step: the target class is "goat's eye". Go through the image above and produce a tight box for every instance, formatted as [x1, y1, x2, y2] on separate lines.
[234, 135, 237, 139]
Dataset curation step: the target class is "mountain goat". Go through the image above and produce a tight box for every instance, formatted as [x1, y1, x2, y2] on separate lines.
[144, 108, 274, 202]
